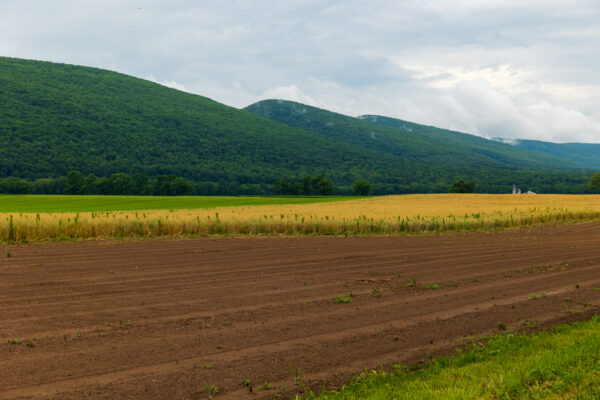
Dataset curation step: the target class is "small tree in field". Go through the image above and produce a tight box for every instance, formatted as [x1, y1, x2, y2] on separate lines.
[589, 172, 600, 192]
[449, 179, 475, 193]
[353, 180, 371, 196]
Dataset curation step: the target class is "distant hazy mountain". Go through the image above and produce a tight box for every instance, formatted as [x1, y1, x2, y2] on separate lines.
[494, 139, 600, 170]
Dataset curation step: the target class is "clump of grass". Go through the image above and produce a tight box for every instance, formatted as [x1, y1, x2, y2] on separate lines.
[257, 380, 273, 390]
[424, 283, 443, 290]
[199, 318, 215, 328]
[333, 293, 353, 304]
[205, 384, 219, 395]
[8, 339, 22, 345]
[406, 278, 418, 288]
[119, 320, 132, 328]
[497, 322, 506, 331]
[521, 318, 538, 329]
[203, 363, 213, 370]
[241, 379, 252, 392]
[371, 288, 382, 298]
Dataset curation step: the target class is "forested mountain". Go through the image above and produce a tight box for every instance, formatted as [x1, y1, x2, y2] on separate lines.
[246, 101, 578, 170]
[0, 57, 410, 194]
[0, 57, 595, 194]
[503, 140, 600, 169]
[245, 100, 593, 193]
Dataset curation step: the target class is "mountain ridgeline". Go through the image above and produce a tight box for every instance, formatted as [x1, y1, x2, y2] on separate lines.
[0, 56, 596, 195]
[244, 100, 593, 193]
[507, 140, 600, 170]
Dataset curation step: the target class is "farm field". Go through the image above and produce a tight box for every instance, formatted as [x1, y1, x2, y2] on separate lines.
[0, 194, 356, 213]
[1, 222, 600, 399]
[2, 194, 600, 242]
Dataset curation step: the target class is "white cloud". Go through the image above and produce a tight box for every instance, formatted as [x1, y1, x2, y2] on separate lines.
[146, 74, 188, 92]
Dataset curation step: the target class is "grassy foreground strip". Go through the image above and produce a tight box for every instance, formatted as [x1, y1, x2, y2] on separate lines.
[2, 194, 600, 242]
[0, 194, 355, 212]
[306, 316, 600, 400]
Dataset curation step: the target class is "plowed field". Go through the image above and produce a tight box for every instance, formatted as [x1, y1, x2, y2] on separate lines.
[2, 223, 600, 399]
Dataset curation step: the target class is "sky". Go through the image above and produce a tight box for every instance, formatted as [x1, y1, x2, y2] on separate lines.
[2, 0, 600, 143]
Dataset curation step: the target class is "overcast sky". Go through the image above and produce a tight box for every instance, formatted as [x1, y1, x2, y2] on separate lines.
[2, 0, 600, 143]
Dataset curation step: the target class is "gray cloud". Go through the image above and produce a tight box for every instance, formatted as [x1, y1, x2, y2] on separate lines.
[1, 0, 599, 142]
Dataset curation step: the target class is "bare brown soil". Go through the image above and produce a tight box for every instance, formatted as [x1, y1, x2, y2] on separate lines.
[2, 223, 600, 400]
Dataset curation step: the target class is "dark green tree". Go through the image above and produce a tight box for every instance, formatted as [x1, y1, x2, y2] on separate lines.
[302, 175, 314, 195]
[449, 179, 475, 193]
[132, 173, 149, 195]
[312, 175, 334, 195]
[33, 178, 62, 194]
[110, 173, 132, 195]
[273, 178, 303, 195]
[65, 170, 85, 194]
[353, 180, 371, 196]
[589, 172, 600, 192]
[96, 177, 113, 194]
[196, 182, 218, 195]
[153, 175, 175, 195]
[0, 177, 32, 194]
[84, 173, 98, 194]
[301, 175, 334, 195]
[171, 177, 193, 196]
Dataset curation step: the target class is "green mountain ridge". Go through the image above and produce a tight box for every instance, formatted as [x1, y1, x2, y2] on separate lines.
[0, 56, 411, 193]
[0, 56, 595, 194]
[357, 114, 581, 169]
[244, 100, 592, 193]
[245, 100, 592, 171]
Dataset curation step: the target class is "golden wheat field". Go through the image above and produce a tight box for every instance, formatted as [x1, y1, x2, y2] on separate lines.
[3, 194, 600, 243]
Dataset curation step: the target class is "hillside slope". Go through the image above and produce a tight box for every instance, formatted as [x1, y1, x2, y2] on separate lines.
[245, 100, 578, 170]
[0, 57, 593, 194]
[0, 57, 405, 189]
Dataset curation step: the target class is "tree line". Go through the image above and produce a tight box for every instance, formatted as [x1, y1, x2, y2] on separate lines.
[0, 170, 598, 196]
[0, 171, 195, 196]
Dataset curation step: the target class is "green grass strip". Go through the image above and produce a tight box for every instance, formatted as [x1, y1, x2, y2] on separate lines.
[307, 316, 600, 399]
[0, 195, 360, 213]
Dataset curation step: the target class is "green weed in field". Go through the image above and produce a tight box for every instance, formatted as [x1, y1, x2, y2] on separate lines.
[333, 294, 353, 304]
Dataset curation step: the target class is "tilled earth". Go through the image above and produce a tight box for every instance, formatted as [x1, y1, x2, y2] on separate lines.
[2, 222, 600, 399]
